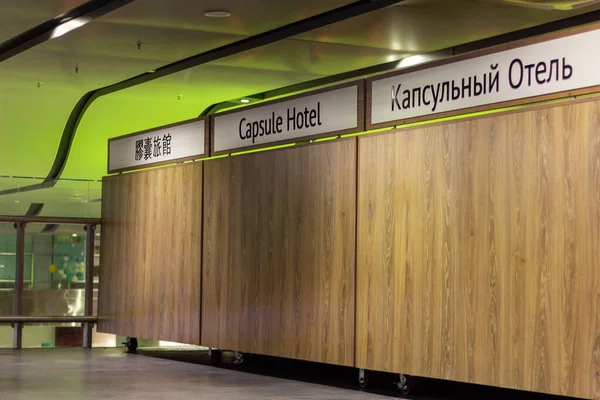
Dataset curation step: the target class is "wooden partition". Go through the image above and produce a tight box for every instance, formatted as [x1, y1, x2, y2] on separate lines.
[98, 162, 203, 345]
[356, 98, 600, 399]
[202, 139, 357, 366]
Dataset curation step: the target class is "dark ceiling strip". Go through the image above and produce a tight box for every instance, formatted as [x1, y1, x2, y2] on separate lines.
[0, 0, 405, 196]
[25, 203, 44, 216]
[454, 9, 600, 55]
[89, 0, 406, 90]
[202, 10, 600, 117]
[200, 59, 406, 116]
[41, 224, 59, 233]
[0, 0, 136, 64]
[200, 51, 453, 116]
[25, 202, 46, 231]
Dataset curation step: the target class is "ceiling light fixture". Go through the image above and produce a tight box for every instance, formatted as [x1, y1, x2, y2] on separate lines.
[51, 17, 89, 39]
[204, 10, 232, 18]
[72, 233, 78, 238]
[240, 99, 250, 103]
[395, 49, 453, 69]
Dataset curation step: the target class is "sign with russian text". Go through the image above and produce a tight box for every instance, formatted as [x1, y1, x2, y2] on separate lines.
[212, 83, 362, 154]
[369, 27, 600, 128]
[108, 118, 206, 173]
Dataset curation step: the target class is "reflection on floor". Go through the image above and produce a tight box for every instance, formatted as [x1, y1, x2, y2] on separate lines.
[0, 348, 393, 400]
[0, 348, 583, 400]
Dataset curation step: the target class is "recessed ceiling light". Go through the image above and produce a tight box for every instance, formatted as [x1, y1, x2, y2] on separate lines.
[240, 98, 250, 103]
[51, 17, 89, 39]
[204, 10, 231, 18]
[72, 233, 78, 238]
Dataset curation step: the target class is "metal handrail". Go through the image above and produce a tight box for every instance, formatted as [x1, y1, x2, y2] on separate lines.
[0, 316, 97, 324]
[0, 220, 100, 348]
[0, 216, 101, 224]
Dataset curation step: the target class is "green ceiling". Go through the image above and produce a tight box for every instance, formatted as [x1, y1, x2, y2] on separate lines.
[1, 0, 599, 217]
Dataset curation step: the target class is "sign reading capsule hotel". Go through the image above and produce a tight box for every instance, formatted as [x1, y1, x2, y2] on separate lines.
[370, 28, 600, 127]
[108, 118, 206, 173]
[212, 84, 360, 153]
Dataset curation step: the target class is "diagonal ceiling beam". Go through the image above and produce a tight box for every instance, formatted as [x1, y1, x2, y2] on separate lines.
[0, 0, 137, 64]
[0, 0, 405, 196]
[200, 9, 600, 117]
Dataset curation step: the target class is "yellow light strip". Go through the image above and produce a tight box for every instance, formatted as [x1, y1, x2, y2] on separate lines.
[231, 143, 296, 156]
[108, 92, 600, 176]
[343, 93, 599, 138]
[312, 136, 339, 142]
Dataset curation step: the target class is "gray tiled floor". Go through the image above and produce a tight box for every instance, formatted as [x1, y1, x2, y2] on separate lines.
[0, 349, 396, 399]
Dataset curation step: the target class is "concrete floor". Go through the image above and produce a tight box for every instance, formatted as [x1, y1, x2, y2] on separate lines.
[0, 349, 395, 400]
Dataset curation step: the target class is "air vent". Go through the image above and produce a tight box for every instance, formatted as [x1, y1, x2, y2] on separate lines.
[492, 0, 600, 10]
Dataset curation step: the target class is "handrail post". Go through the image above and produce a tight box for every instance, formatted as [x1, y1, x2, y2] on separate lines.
[83, 224, 96, 348]
[13, 222, 26, 349]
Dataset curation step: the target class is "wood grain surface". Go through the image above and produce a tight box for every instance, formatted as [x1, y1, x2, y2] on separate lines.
[356, 98, 600, 399]
[98, 162, 203, 345]
[202, 139, 356, 366]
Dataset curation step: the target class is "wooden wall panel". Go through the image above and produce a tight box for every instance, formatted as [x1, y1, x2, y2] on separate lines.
[98, 162, 202, 345]
[357, 99, 600, 399]
[202, 139, 356, 366]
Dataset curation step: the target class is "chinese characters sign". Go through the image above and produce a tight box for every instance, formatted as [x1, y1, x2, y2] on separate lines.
[108, 118, 206, 173]
[134, 134, 172, 161]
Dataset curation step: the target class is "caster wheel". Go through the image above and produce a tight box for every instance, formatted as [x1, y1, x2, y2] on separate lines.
[395, 374, 409, 394]
[397, 382, 409, 394]
[233, 351, 244, 365]
[208, 349, 222, 366]
[123, 337, 138, 353]
[358, 369, 369, 388]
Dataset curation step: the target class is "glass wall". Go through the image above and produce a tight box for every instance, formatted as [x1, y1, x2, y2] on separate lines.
[0, 178, 195, 349]
[0, 221, 109, 348]
[0, 222, 16, 345]
[0, 222, 16, 316]
[21, 224, 90, 317]
[0, 177, 101, 218]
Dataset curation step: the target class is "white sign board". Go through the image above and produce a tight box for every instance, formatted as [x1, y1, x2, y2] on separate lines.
[370, 28, 600, 126]
[213, 85, 359, 153]
[108, 119, 206, 173]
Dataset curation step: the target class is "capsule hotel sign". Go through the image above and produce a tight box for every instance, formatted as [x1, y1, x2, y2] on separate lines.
[212, 83, 362, 154]
[369, 27, 600, 128]
[108, 118, 207, 173]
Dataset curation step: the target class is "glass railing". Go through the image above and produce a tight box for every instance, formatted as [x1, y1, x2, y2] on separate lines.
[0, 177, 101, 218]
[0, 180, 185, 350]
[0, 214, 103, 348]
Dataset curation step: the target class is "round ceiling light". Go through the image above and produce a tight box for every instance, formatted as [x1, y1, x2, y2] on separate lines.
[204, 10, 232, 18]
